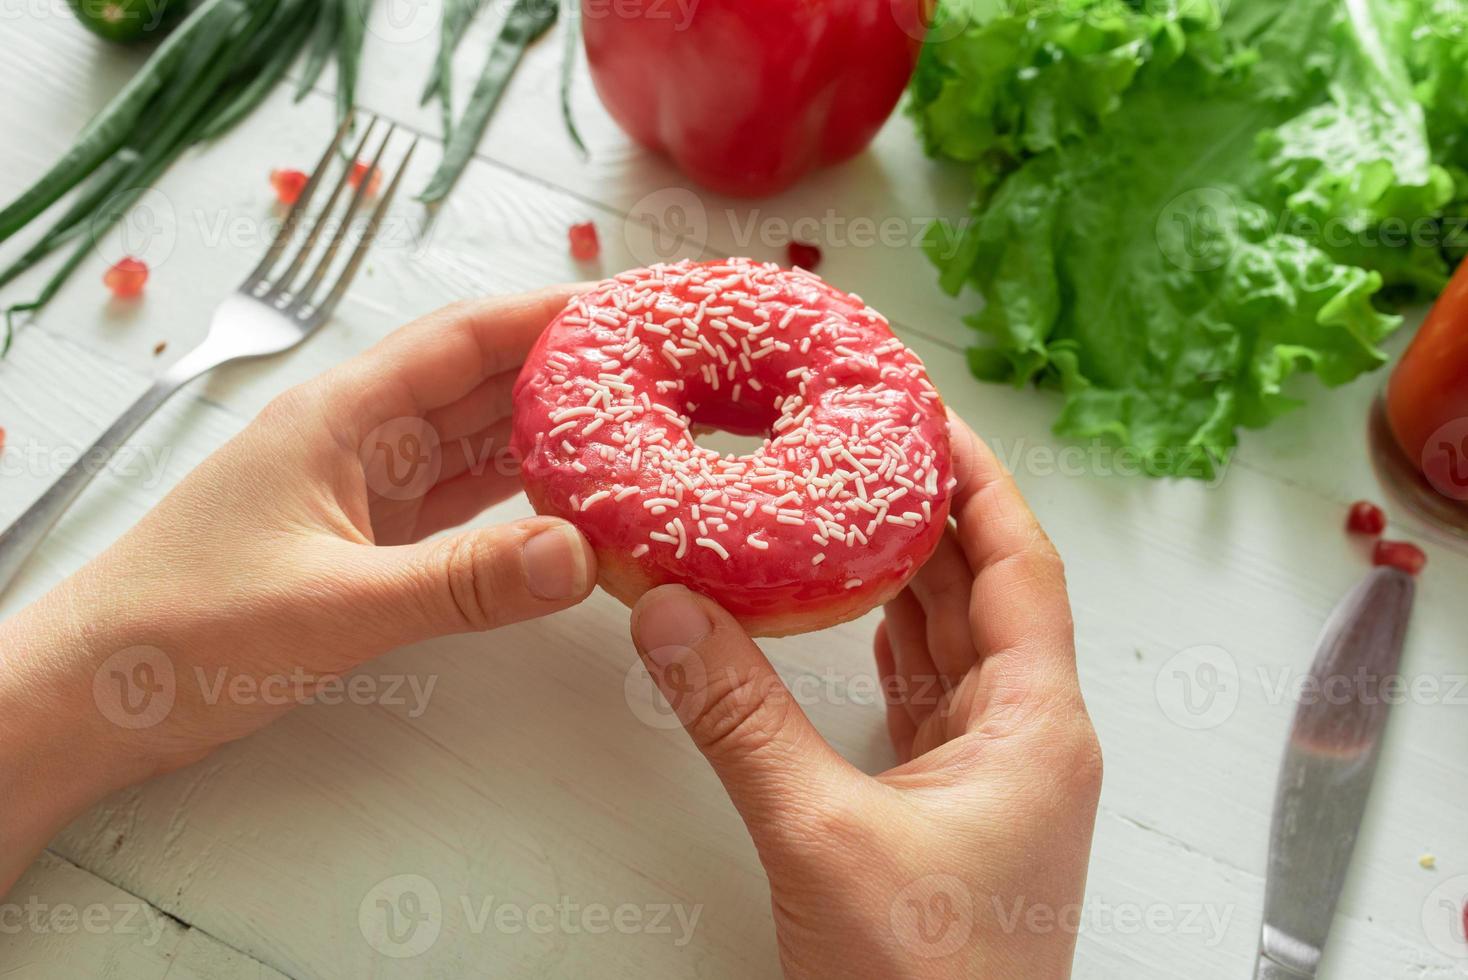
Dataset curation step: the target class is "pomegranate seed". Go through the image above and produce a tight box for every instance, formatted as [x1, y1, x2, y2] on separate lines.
[569, 221, 600, 262]
[103, 257, 149, 299]
[1345, 500, 1386, 536]
[349, 160, 382, 197]
[787, 240, 822, 270]
[1372, 539, 1427, 576]
[270, 168, 309, 206]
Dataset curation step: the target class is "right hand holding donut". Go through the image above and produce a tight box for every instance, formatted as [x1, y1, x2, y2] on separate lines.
[629, 415, 1103, 979]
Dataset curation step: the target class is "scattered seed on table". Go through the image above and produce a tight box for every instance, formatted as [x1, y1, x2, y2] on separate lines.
[1372, 539, 1426, 575]
[1346, 499, 1386, 536]
[569, 221, 600, 262]
[104, 257, 148, 299]
[349, 160, 382, 196]
[270, 168, 308, 206]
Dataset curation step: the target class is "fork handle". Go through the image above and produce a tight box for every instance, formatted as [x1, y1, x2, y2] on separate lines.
[0, 344, 220, 597]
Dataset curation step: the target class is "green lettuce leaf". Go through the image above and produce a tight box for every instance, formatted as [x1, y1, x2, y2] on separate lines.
[910, 0, 1464, 478]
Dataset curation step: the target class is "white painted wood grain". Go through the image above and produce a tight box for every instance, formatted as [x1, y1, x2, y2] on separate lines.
[0, 850, 288, 979]
[1, 6, 1466, 980]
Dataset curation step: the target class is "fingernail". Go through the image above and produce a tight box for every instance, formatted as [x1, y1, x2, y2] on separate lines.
[522, 523, 588, 600]
[634, 586, 711, 665]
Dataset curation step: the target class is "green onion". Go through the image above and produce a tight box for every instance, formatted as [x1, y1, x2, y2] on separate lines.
[559, 0, 587, 159]
[0, 153, 138, 294]
[295, 0, 340, 101]
[424, 0, 584, 154]
[0, 0, 234, 245]
[0, 0, 376, 354]
[421, 0, 481, 142]
[418, 0, 558, 204]
[335, 0, 369, 124]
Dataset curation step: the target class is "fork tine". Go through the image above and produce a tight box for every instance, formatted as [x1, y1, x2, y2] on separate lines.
[262, 117, 380, 302]
[313, 137, 420, 323]
[291, 123, 398, 314]
[244, 114, 353, 289]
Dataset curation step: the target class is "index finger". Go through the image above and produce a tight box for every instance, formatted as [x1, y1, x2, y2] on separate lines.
[331, 283, 587, 436]
[947, 411, 1077, 683]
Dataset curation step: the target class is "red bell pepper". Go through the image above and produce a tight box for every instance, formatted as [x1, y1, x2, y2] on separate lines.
[582, 0, 930, 197]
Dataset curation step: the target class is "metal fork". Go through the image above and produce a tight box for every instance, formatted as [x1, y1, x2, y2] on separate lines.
[0, 114, 418, 597]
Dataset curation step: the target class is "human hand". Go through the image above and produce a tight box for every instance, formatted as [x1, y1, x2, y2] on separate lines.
[0, 287, 597, 892]
[628, 415, 1102, 979]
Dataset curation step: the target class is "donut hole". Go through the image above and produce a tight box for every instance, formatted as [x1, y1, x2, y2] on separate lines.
[685, 398, 781, 459]
[692, 427, 770, 458]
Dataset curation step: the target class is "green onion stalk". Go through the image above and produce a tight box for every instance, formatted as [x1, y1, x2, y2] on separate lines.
[0, 0, 375, 355]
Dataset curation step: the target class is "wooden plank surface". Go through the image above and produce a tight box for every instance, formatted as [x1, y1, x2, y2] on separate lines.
[0, 851, 289, 979]
[2, 6, 1466, 979]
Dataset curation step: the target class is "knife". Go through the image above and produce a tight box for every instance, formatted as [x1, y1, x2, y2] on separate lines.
[1254, 566, 1416, 980]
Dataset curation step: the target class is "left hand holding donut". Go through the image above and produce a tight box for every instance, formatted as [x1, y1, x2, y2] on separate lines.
[628, 415, 1103, 979]
[0, 288, 598, 895]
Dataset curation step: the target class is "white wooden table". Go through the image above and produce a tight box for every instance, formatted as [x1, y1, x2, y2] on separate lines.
[2, 6, 1465, 978]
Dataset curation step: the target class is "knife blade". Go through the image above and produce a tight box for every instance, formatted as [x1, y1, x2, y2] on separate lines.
[1254, 566, 1416, 980]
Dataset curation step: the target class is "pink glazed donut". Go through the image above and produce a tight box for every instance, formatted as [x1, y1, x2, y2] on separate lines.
[512, 258, 953, 636]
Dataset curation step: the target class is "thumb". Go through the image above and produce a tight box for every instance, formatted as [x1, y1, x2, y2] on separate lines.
[630, 585, 855, 846]
[360, 516, 598, 642]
